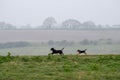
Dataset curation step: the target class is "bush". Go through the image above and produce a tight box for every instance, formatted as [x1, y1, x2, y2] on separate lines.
[89, 63, 99, 70]
[31, 56, 43, 62]
[0, 52, 13, 64]
[21, 57, 29, 62]
[63, 64, 73, 72]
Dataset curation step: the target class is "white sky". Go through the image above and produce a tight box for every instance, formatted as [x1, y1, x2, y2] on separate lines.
[0, 0, 120, 26]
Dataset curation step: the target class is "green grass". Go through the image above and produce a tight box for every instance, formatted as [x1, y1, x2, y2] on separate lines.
[0, 54, 120, 80]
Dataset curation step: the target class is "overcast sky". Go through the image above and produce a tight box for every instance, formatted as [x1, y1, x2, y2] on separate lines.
[0, 0, 120, 26]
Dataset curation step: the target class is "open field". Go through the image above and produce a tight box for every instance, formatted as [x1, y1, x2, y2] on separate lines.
[0, 29, 120, 55]
[0, 29, 120, 43]
[0, 54, 120, 80]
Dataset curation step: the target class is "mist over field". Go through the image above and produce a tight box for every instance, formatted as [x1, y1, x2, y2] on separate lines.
[0, 0, 120, 55]
[0, 29, 120, 55]
[0, 30, 120, 43]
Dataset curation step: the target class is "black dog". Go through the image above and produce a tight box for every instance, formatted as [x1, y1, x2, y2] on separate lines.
[50, 48, 64, 55]
[77, 49, 87, 55]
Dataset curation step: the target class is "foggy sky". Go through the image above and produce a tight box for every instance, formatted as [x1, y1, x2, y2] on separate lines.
[0, 0, 120, 26]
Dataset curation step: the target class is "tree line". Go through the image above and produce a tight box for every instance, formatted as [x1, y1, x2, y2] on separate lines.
[0, 42, 30, 49]
[0, 17, 120, 30]
[0, 39, 119, 49]
[42, 38, 119, 46]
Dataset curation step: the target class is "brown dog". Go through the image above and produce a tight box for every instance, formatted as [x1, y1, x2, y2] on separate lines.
[77, 49, 87, 55]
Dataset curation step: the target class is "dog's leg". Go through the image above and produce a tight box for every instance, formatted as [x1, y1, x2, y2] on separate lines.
[77, 53, 80, 56]
[84, 52, 87, 55]
[60, 53, 64, 55]
[77, 52, 80, 55]
[62, 53, 64, 55]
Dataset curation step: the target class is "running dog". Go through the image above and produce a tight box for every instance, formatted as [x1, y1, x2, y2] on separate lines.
[50, 48, 64, 55]
[77, 49, 87, 55]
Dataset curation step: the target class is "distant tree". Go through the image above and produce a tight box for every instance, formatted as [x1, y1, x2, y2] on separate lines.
[47, 40, 54, 45]
[59, 40, 68, 46]
[106, 38, 112, 44]
[80, 39, 90, 45]
[82, 21, 96, 29]
[0, 22, 16, 30]
[0, 42, 30, 49]
[89, 40, 98, 45]
[42, 17, 57, 29]
[112, 25, 120, 28]
[105, 24, 111, 28]
[97, 24, 103, 29]
[62, 19, 81, 29]
[20, 24, 32, 30]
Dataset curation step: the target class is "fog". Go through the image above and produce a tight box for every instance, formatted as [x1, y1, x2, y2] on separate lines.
[0, 29, 120, 55]
[0, 30, 120, 43]
[0, 0, 120, 55]
[0, 0, 120, 26]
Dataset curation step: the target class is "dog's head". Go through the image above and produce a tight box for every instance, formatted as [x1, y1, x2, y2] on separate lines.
[77, 50, 80, 52]
[50, 48, 55, 51]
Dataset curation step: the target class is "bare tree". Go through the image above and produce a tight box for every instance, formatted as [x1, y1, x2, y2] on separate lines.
[62, 19, 81, 29]
[82, 21, 96, 29]
[42, 17, 57, 29]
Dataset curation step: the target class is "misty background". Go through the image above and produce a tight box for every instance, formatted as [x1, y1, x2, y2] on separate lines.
[0, 0, 120, 27]
[0, 0, 120, 55]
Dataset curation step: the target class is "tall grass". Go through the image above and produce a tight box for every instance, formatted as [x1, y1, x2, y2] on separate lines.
[0, 54, 120, 80]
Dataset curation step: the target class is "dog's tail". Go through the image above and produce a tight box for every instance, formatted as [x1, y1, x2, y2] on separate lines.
[61, 48, 64, 50]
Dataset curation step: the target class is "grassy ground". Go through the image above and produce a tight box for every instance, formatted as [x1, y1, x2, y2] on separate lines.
[0, 54, 120, 80]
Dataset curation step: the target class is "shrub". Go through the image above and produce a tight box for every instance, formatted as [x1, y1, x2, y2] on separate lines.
[7, 52, 11, 57]
[21, 57, 29, 62]
[89, 63, 99, 70]
[0, 52, 13, 64]
[31, 56, 43, 62]
[47, 53, 52, 60]
[63, 64, 73, 72]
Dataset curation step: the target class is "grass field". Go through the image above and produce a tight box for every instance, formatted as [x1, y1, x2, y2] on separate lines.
[0, 54, 120, 80]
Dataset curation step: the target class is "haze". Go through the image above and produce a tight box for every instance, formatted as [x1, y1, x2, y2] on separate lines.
[0, 0, 120, 27]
